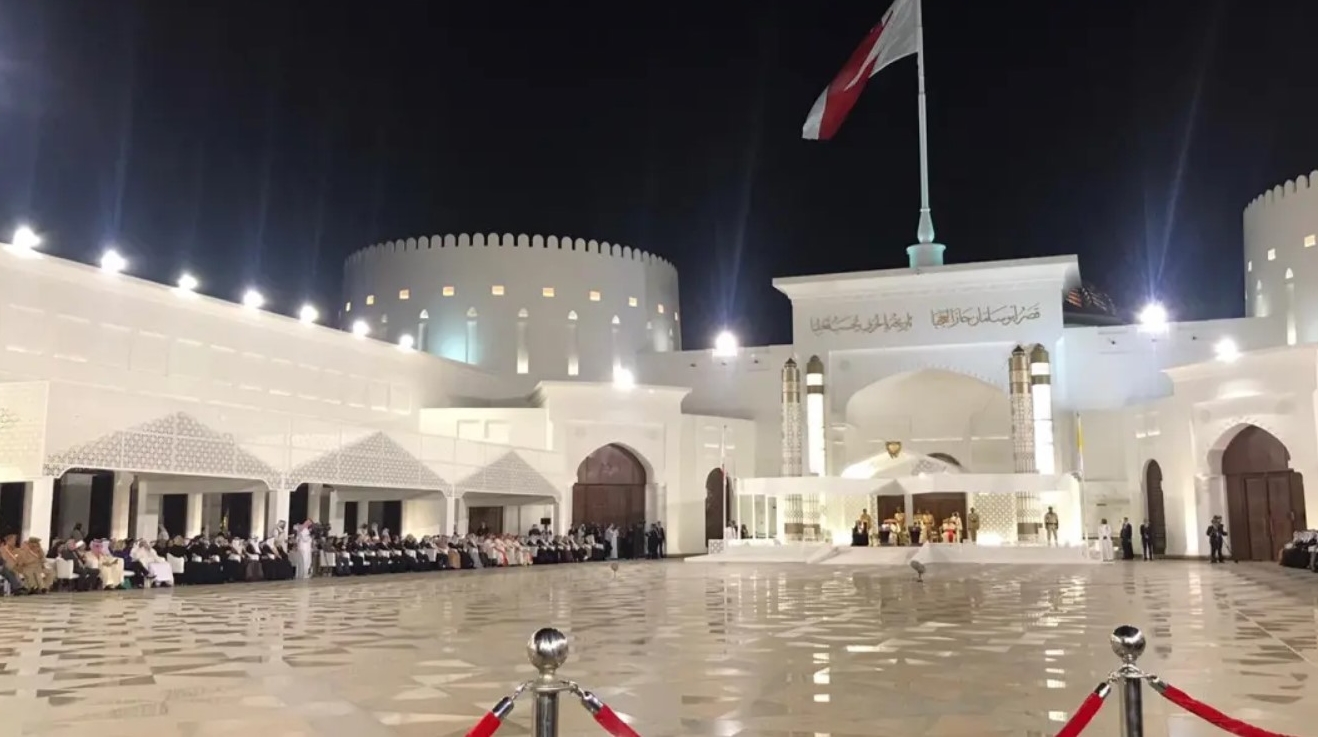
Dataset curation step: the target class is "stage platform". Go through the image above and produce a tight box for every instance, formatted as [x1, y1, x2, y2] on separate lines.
[684, 542, 837, 565]
[689, 542, 1102, 566]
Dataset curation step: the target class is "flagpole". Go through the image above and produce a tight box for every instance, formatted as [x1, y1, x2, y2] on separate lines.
[915, 0, 935, 245]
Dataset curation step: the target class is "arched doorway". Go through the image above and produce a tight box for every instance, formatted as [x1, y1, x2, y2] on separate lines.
[1144, 461, 1167, 555]
[1221, 426, 1306, 561]
[572, 444, 647, 529]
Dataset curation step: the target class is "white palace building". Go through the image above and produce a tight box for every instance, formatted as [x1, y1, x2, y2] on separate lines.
[1, 170, 1317, 563]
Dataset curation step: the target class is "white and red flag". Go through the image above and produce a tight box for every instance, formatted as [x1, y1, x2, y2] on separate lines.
[801, 0, 920, 141]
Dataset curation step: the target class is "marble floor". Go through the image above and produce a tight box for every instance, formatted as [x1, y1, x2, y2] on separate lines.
[1, 560, 1316, 737]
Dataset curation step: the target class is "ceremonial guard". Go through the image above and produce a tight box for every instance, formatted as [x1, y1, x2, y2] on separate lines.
[966, 507, 980, 543]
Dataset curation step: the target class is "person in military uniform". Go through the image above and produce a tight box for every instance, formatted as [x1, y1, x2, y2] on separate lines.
[1044, 506, 1060, 546]
[966, 507, 980, 543]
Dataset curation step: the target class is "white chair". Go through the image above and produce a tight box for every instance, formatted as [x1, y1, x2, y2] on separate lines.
[166, 554, 186, 575]
[54, 558, 76, 590]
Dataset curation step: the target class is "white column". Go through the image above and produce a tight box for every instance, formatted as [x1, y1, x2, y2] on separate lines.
[110, 473, 132, 540]
[250, 490, 267, 540]
[456, 496, 470, 535]
[306, 483, 324, 524]
[328, 488, 345, 536]
[22, 478, 55, 543]
[185, 493, 204, 538]
[133, 479, 160, 541]
[267, 489, 291, 535]
[444, 494, 457, 536]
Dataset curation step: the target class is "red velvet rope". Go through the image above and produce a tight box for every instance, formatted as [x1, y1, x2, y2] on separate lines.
[1156, 681, 1301, 737]
[592, 704, 642, 737]
[464, 711, 502, 737]
[1055, 688, 1107, 737]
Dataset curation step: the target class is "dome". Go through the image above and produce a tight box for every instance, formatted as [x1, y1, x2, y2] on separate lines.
[1063, 284, 1121, 326]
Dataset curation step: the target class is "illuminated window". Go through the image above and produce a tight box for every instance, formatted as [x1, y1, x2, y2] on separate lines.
[567, 310, 578, 321]
[542, 287, 555, 297]
[1307, 235, 1316, 248]
[674, 312, 680, 322]
[657, 303, 665, 314]
[345, 302, 352, 312]
[398, 289, 410, 300]
[628, 296, 638, 307]
[517, 308, 529, 319]
[491, 285, 505, 296]
[1286, 268, 1294, 280]
[1247, 261, 1253, 272]
[366, 294, 375, 305]
[611, 315, 620, 325]
[442, 286, 455, 297]
[381, 314, 389, 324]
[1267, 248, 1276, 261]
[1256, 279, 1262, 290]
[589, 290, 601, 302]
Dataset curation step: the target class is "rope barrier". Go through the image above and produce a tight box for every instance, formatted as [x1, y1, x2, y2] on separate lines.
[1054, 681, 1110, 737]
[463, 693, 520, 737]
[577, 689, 642, 737]
[1150, 679, 1301, 737]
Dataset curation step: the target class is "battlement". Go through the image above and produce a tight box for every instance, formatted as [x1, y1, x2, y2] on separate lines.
[1245, 171, 1318, 215]
[344, 233, 676, 272]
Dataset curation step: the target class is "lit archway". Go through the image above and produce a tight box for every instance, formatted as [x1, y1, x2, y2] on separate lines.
[572, 444, 648, 530]
[1216, 425, 1306, 561]
[844, 369, 1010, 473]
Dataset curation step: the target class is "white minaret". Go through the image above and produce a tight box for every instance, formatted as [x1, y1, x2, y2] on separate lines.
[781, 358, 804, 540]
[803, 355, 826, 541]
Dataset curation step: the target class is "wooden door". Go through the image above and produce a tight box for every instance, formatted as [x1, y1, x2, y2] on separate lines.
[913, 493, 967, 538]
[468, 506, 504, 535]
[874, 496, 905, 523]
[705, 469, 727, 542]
[1144, 461, 1167, 555]
[573, 444, 648, 529]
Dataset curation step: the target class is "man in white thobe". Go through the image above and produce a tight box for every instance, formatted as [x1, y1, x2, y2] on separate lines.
[295, 521, 313, 579]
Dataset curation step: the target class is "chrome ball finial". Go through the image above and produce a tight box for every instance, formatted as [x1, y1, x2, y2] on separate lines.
[1109, 625, 1146, 663]
[526, 627, 570, 675]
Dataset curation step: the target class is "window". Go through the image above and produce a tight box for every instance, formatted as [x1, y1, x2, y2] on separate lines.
[1307, 235, 1316, 248]
[1247, 261, 1253, 272]
[1267, 248, 1277, 261]
[517, 308, 529, 319]
[1286, 268, 1294, 280]
[611, 315, 620, 325]
[345, 302, 352, 312]
[492, 285, 505, 296]
[589, 290, 601, 302]
[568, 310, 578, 321]
[366, 294, 375, 305]
[442, 286, 455, 297]
[419, 309, 430, 320]
[674, 312, 680, 322]
[628, 296, 638, 307]
[1256, 279, 1262, 290]
[466, 307, 478, 318]
[657, 303, 665, 314]
[398, 289, 410, 300]
[542, 287, 555, 297]
[381, 314, 388, 324]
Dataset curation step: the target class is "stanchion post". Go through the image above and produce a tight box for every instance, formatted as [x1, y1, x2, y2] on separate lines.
[1110, 625, 1146, 737]
[527, 627, 570, 737]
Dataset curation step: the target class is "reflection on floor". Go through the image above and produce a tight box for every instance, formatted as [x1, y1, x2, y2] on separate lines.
[0, 560, 1315, 737]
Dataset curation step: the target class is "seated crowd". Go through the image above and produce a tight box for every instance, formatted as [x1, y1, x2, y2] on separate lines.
[0, 519, 664, 595]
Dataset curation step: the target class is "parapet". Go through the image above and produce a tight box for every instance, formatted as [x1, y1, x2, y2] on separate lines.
[344, 233, 676, 272]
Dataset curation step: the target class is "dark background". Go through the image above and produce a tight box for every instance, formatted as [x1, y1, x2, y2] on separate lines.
[0, 0, 1314, 349]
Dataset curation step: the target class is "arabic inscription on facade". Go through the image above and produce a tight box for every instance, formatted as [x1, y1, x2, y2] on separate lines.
[930, 303, 1041, 330]
[809, 312, 914, 336]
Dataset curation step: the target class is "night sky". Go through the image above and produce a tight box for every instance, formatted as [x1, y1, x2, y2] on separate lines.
[1, 0, 1316, 350]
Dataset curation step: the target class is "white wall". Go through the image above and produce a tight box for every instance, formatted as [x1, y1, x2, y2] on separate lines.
[342, 233, 681, 383]
[1058, 317, 1284, 410]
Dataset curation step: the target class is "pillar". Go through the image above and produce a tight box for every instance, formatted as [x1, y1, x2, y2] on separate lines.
[781, 357, 805, 541]
[328, 488, 345, 536]
[250, 490, 267, 541]
[803, 355, 826, 541]
[110, 473, 132, 540]
[306, 483, 324, 524]
[1008, 346, 1036, 543]
[133, 479, 161, 541]
[457, 496, 470, 535]
[185, 493, 204, 538]
[267, 489, 291, 536]
[444, 493, 457, 536]
[22, 478, 54, 543]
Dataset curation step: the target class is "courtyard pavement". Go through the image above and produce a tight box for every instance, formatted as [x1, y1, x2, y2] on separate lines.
[0, 559, 1314, 737]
